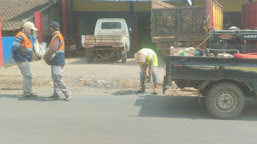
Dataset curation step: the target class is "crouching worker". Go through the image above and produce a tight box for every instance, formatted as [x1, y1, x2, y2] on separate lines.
[135, 48, 159, 94]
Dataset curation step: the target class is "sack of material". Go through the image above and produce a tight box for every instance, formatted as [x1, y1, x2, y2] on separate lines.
[32, 51, 40, 61]
[43, 53, 56, 65]
[170, 46, 195, 56]
[33, 39, 47, 60]
[43, 55, 51, 65]
[19, 46, 28, 56]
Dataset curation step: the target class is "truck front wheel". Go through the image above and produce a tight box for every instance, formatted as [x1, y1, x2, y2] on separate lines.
[205, 82, 245, 119]
[121, 50, 127, 63]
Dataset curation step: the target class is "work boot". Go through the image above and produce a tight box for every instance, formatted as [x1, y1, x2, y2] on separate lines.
[22, 93, 38, 98]
[137, 83, 145, 93]
[65, 92, 72, 101]
[48, 95, 60, 99]
[153, 83, 158, 95]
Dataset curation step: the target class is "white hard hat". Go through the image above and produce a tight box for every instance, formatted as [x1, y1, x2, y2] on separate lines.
[229, 26, 239, 31]
[23, 22, 38, 31]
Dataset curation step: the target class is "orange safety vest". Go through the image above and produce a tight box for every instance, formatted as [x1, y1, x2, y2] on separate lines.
[49, 33, 65, 52]
[15, 31, 32, 50]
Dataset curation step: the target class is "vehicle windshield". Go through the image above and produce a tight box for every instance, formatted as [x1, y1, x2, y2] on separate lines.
[101, 22, 122, 29]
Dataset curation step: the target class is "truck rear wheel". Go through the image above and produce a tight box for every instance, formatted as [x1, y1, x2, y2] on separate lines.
[86, 51, 93, 63]
[121, 50, 127, 63]
[205, 82, 245, 119]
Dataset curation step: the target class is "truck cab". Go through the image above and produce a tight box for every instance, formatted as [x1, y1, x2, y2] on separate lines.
[95, 19, 129, 36]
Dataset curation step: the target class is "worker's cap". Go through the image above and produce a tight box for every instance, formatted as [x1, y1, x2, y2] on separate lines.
[23, 22, 38, 31]
[49, 21, 60, 29]
[229, 26, 239, 31]
[136, 52, 146, 63]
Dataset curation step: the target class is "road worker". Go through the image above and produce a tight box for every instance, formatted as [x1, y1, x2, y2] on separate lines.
[11, 22, 38, 97]
[44, 21, 71, 101]
[135, 48, 159, 94]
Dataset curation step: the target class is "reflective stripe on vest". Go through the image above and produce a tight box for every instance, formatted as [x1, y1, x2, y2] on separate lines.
[49, 33, 65, 53]
[16, 31, 32, 51]
[140, 48, 158, 66]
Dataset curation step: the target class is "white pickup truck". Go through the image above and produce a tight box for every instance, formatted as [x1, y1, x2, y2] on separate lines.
[82, 18, 130, 63]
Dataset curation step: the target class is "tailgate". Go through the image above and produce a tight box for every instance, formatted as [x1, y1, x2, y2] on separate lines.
[82, 35, 123, 48]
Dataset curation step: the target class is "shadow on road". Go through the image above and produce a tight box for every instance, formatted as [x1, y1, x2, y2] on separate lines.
[135, 95, 257, 121]
[0, 88, 22, 90]
[0, 94, 67, 102]
[19, 96, 69, 102]
[112, 90, 137, 95]
[0, 94, 19, 99]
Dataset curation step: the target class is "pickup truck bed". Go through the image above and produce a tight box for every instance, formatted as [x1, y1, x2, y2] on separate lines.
[163, 56, 257, 119]
[82, 35, 123, 48]
[82, 35, 128, 63]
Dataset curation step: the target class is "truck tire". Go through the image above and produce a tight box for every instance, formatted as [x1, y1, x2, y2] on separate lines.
[86, 51, 93, 63]
[121, 50, 127, 63]
[205, 82, 245, 119]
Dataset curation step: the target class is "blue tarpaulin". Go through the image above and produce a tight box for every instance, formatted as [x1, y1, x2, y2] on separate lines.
[2, 36, 36, 65]
[2, 37, 15, 65]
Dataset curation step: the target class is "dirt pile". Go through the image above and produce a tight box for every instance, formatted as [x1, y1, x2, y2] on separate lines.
[0, 75, 142, 89]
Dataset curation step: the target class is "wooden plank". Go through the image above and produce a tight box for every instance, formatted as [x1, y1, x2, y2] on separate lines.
[84, 35, 92, 39]
[88, 40, 96, 42]
[102, 40, 116, 42]
[95, 35, 102, 39]
[114, 40, 122, 42]
[90, 36, 96, 39]
[84, 35, 122, 43]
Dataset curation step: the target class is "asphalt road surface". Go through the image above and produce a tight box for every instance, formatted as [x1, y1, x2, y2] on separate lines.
[1, 89, 257, 144]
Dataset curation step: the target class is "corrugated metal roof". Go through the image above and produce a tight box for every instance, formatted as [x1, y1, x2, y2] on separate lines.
[73, 0, 189, 12]
[90, 0, 192, 5]
[72, 0, 257, 12]
[0, 0, 56, 31]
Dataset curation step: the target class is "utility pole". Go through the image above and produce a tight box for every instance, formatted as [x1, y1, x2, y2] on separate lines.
[129, 0, 134, 52]
[0, 15, 3, 67]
